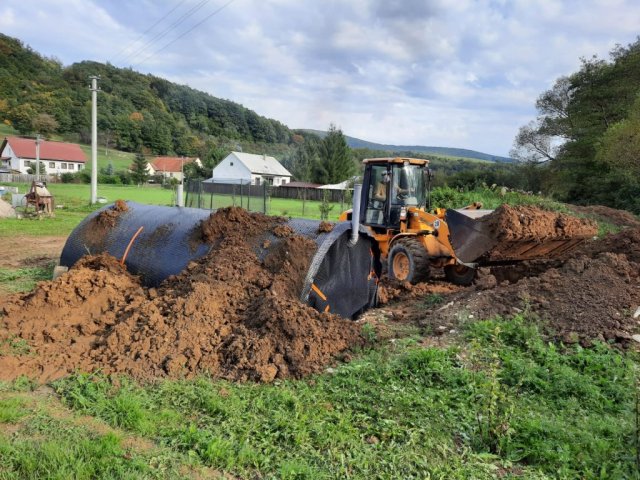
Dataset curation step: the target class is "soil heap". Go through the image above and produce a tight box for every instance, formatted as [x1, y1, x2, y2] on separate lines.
[0, 207, 362, 383]
[419, 226, 640, 346]
[485, 204, 599, 241]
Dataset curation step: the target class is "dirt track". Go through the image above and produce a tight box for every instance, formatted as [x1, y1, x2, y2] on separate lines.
[0, 204, 638, 383]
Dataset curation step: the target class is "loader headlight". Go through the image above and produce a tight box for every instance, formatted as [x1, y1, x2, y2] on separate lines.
[433, 219, 441, 229]
[400, 207, 407, 220]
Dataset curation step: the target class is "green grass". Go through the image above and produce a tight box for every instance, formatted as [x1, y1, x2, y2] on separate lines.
[77, 145, 136, 172]
[46, 316, 637, 479]
[0, 264, 55, 292]
[0, 396, 194, 479]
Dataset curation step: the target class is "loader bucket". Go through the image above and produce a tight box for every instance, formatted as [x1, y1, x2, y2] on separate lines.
[445, 208, 497, 263]
[60, 202, 380, 319]
[446, 207, 594, 264]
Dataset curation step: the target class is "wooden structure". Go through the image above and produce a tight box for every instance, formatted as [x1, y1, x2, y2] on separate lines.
[25, 181, 54, 216]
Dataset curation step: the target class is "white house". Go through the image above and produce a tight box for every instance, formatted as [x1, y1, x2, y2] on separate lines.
[0, 136, 86, 174]
[205, 152, 292, 186]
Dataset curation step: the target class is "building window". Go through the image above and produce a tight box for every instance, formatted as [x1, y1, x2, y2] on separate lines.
[61, 163, 67, 169]
[24, 160, 32, 167]
[254, 177, 261, 185]
[49, 162, 55, 168]
[78, 165, 83, 170]
[69, 164, 75, 170]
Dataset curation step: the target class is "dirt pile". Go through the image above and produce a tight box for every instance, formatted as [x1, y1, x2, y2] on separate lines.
[485, 204, 598, 241]
[0, 198, 15, 218]
[0, 207, 362, 383]
[417, 229, 640, 346]
[569, 204, 640, 228]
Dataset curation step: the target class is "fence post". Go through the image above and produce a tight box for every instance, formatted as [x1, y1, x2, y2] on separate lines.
[263, 184, 267, 214]
[302, 188, 306, 217]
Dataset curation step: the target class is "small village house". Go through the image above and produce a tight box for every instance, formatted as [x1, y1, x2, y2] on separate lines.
[146, 156, 201, 182]
[205, 152, 292, 185]
[0, 136, 86, 174]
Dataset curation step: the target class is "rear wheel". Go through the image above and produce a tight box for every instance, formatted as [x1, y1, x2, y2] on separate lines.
[444, 264, 476, 286]
[388, 238, 430, 283]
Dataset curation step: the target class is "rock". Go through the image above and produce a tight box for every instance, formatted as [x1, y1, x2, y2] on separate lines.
[631, 334, 640, 343]
[634, 307, 640, 319]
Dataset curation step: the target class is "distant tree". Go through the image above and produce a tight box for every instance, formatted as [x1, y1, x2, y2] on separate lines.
[26, 161, 47, 175]
[32, 113, 59, 136]
[312, 124, 356, 184]
[510, 121, 558, 164]
[131, 152, 149, 185]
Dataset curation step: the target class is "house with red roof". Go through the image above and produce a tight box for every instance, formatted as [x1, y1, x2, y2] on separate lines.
[0, 136, 86, 175]
[147, 156, 201, 182]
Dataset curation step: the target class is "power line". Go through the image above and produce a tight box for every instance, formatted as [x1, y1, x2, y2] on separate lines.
[111, 0, 188, 64]
[119, 0, 212, 66]
[133, 0, 237, 68]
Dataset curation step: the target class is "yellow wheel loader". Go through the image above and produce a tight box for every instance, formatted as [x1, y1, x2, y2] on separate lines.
[339, 157, 591, 285]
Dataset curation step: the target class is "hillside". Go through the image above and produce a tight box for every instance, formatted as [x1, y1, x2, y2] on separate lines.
[302, 129, 514, 163]
[0, 33, 292, 163]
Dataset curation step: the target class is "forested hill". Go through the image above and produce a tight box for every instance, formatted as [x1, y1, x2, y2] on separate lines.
[302, 129, 514, 163]
[0, 33, 292, 158]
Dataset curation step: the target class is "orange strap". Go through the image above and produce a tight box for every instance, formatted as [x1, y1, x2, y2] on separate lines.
[311, 283, 327, 301]
[121, 226, 144, 265]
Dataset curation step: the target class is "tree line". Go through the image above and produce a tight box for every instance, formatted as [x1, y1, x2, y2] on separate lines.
[511, 38, 640, 213]
[0, 33, 292, 161]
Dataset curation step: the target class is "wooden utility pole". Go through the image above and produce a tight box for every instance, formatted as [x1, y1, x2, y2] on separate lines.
[35, 134, 41, 180]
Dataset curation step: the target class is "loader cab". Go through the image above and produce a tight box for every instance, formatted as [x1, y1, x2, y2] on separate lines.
[361, 158, 428, 229]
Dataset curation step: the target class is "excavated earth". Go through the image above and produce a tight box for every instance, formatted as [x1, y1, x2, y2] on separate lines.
[0, 207, 361, 383]
[380, 206, 640, 347]
[1, 202, 638, 384]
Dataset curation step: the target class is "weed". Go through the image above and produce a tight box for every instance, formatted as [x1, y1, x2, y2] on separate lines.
[361, 323, 377, 345]
[421, 293, 444, 308]
[0, 335, 31, 356]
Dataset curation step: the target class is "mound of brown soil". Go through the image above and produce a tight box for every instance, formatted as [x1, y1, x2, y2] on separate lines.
[0, 207, 362, 383]
[420, 252, 639, 346]
[486, 204, 598, 241]
[573, 227, 640, 264]
[569, 204, 640, 228]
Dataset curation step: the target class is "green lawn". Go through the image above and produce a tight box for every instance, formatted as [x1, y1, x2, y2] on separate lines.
[1, 316, 636, 479]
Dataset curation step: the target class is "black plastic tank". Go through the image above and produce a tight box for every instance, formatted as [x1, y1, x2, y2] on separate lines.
[60, 202, 380, 319]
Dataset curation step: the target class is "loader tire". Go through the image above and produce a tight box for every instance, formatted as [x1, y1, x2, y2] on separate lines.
[444, 264, 476, 286]
[388, 238, 430, 284]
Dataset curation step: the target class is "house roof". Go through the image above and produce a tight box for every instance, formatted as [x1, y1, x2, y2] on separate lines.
[2, 136, 87, 163]
[230, 152, 291, 177]
[281, 181, 321, 188]
[150, 156, 197, 173]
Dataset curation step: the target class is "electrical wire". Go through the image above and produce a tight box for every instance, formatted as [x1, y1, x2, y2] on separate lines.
[133, 0, 236, 68]
[119, 0, 212, 65]
[110, 0, 188, 64]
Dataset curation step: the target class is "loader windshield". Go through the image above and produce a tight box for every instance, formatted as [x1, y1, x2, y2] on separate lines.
[390, 163, 425, 207]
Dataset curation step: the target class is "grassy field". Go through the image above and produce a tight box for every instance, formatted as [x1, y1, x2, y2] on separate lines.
[0, 182, 637, 478]
[0, 316, 637, 479]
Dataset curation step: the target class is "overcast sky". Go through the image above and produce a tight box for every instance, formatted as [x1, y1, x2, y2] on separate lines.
[1, 0, 639, 156]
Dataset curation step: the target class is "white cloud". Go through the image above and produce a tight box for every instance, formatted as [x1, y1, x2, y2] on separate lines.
[1, 0, 639, 155]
